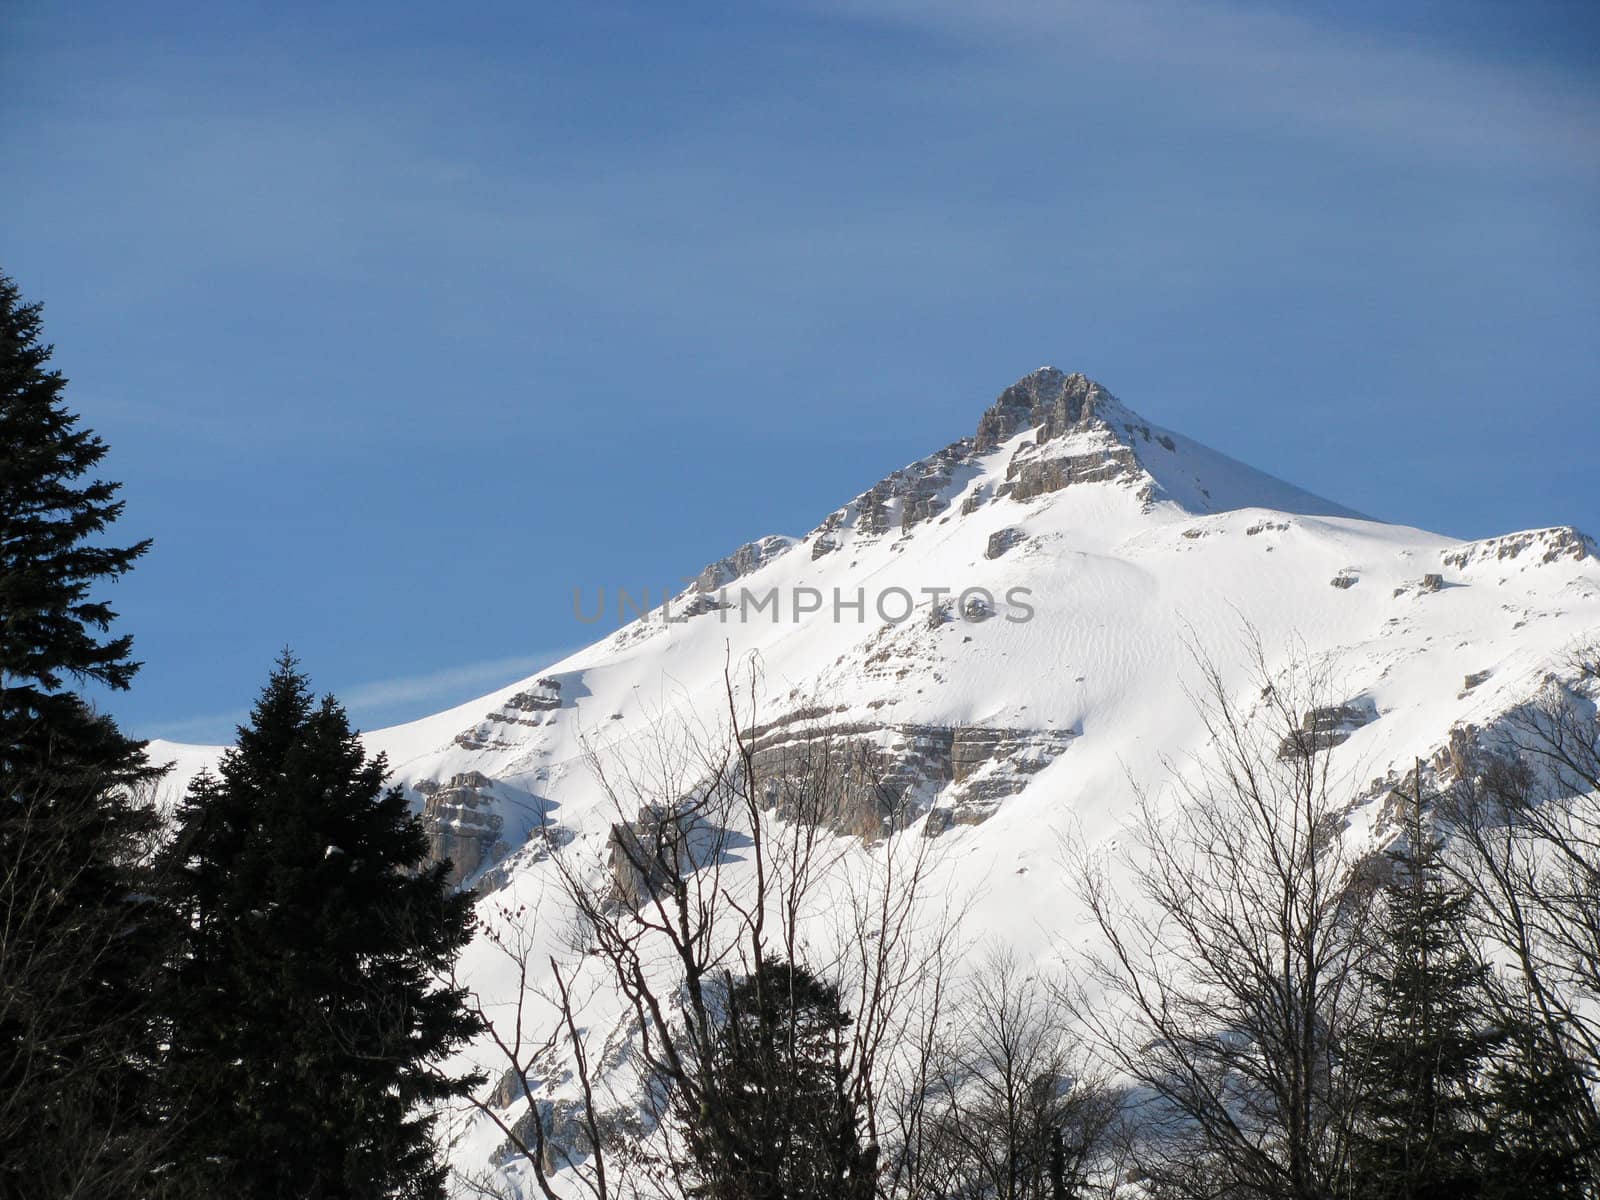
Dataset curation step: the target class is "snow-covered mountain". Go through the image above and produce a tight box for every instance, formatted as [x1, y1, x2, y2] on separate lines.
[148, 367, 1600, 1187]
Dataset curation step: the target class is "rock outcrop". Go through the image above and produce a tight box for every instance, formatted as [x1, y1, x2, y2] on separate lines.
[1278, 700, 1379, 759]
[985, 527, 1025, 559]
[803, 368, 1169, 559]
[744, 710, 1076, 839]
[454, 677, 563, 750]
[974, 368, 1116, 452]
[841, 441, 974, 540]
[1000, 439, 1142, 503]
[695, 535, 794, 592]
[493, 1098, 619, 1174]
[417, 771, 506, 886]
[1442, 526, 1595, 569]
[608, 804, 698, 907]
[976, 369, 1150, 504]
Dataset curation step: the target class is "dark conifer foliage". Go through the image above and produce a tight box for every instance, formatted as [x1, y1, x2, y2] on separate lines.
[1480, 991, 1599, 1199]
[162, 654, 483, 1199]
[1348, 779, 1503, 1200]
[0, 272, 150, 785]
[0, 271, 166, 1197]
[685, 956, 876, 1200]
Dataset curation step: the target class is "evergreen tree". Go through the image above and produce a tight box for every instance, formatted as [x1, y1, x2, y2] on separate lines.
[0, 271, 165, 1197]
[0, 272, 150, 783]
[684, 956, 876, 1200]
[1481, 991, 1600, 1199]
[162, 654, 483, 1199]
[1348, 770, 1502, 1200]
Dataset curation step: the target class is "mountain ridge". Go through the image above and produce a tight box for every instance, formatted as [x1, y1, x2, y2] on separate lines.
[150, 367, 1594, 820]
[666, 367, 1366, 613]
[800, 367, 1361, 563]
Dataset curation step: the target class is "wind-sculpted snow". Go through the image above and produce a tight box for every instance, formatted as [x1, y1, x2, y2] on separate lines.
[144, 368, 1600, 1192]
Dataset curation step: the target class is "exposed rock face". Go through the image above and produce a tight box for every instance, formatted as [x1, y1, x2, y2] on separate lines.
[608, 805, 697, 907]
[999, 440, 1142, 503]
[1348, 718, 1498, 845]
[1393, 574, 1446, 598]
[974, 368, 1116, 452]
[898, 443, 971, 530]
[744, 710, 1076, 839]
[809, 371, 1133, 554]
[494, 1097, 625, 1174]
[506, 678, 562, 713]
[818, 369, 1154, 552]
[1278, 700, 1379, 758]
[487, 1062, 540, 1111]
[854, 483, 894, 537]
[1442, 526, 1596, 569]
[455, 677, 563, 750]
[986, 527, 1025, 559]
[473, 822, 564, 894]
[931, 725, 1077, 830]
[744, 711, 925, 840]
[968, 368, 1150, 504]
[843, 441, 974, 540]
[675, 591, 728, 617]
[794, 367, 1182, 562]
[810, 511, 844, 560]
[1442, 722, 1486, 783]
[695, 535, 793, 592]
[417, 771, 506, 886]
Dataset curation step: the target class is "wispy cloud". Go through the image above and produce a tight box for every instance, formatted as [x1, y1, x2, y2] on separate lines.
[338, 653, 563, 713]
[144, 649, 582, 745]
[794, 0, 1600, 174]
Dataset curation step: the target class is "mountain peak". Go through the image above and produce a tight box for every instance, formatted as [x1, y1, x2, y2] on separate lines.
[973, 367, 1119, 453]
[792, 368, 1357, 571]
[963, 367, 1357, 520]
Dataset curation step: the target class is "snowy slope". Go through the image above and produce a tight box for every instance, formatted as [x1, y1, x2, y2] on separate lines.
[145, 368, 1600, 1191]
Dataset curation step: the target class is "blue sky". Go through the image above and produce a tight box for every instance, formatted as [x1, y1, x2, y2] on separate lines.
[6, 0, 1598, 744]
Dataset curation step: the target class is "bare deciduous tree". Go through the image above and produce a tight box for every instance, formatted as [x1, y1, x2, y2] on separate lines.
[1440, 645, 1600, 1154]
[0, 770, 182, 1199]
[458, 654, 960, 1199]
[453, 880, 629, 1200]
[909, 947, 1119, 1200]
[1063, 642, 1372, 1200]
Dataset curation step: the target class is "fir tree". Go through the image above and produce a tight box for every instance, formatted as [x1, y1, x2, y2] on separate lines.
[0, 272, 150, 784]
[0, 271, 165, 1197]
[685, 956, 876, 1200]
[1347, 768, 1502, 1200]
[1481, 989, 1600, 1197]
[162, 654, 483, 1199]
